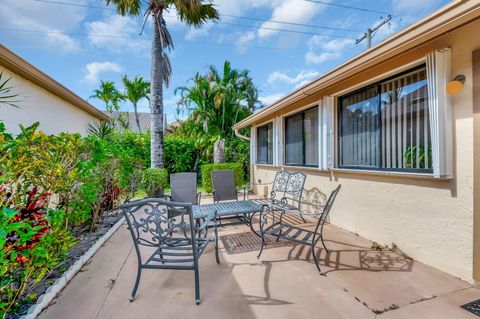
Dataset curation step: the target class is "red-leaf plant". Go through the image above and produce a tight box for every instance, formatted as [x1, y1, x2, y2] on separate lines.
[7, 187, 50, 266]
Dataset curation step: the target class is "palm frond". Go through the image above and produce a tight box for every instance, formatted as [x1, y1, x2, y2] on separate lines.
[0, 71, 22, 108]
[105, 0, 142, 16]
[173, 0, 219, 28]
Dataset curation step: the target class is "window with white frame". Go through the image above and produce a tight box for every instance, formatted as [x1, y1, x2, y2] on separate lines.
[284, 106, 319, 167]
[338, 66, 432, 172]
[256, 122, 273, 164]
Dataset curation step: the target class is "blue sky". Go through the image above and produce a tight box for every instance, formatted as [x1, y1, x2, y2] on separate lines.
[0, 0, 449, 123]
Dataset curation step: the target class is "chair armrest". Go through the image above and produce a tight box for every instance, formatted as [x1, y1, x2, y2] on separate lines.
[196, 210, 217, 232]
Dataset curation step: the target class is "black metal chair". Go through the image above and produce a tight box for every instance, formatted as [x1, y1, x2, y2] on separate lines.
[169, 172, 201, 205]
[257, 185, 341, 275]
[121, 198, 219, 305]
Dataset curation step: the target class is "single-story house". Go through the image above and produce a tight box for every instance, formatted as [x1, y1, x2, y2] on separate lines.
[0, 44, 108, 135]
[234, 0, 480, 283]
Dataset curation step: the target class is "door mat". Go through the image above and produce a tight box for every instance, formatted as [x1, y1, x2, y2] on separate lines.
[461, 299, 480, 317]
[220, 232, 294, 255]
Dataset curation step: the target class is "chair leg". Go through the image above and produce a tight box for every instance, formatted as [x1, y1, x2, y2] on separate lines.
[214, 223, 220, 264]
[320, 234, 329, 254]
[311, 244, 324, 275]
[129, 265, 142, 301]
[194, 264, 201, 305]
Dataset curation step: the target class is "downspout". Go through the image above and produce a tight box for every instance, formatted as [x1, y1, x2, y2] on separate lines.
[235, 127, 253, 196]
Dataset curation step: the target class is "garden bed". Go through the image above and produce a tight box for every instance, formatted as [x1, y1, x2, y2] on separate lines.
[7, 210, 124, 319]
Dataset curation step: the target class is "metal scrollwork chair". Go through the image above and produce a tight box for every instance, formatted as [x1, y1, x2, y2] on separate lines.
[121, 198, 219, 305]
[252, 171, 308, 222]
[257, 185, 341, 275]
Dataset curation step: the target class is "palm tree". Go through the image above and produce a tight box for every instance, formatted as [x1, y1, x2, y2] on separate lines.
[105, 0, 219, 168]
[176, 60, 260, 137]
[90, 80, 124, 112]
[90, 80, 128, 130]
[122, 75, 150, 132]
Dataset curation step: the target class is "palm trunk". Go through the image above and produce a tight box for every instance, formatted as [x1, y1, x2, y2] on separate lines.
[133, 102, 141, 132]
[150, 16, 164, 168]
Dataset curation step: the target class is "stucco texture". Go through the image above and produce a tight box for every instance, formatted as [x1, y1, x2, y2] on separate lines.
[0, 67, 99, 136]
[251, 20, 480, 282]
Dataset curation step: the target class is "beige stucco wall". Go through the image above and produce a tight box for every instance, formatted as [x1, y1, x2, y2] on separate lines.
[0, 67, 98, 136]
[252, 20, 480, 282]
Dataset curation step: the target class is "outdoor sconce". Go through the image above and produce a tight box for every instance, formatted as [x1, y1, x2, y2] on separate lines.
[446, 74, 466, 95]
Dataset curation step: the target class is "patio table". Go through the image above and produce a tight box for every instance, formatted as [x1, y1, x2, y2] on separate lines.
[192, 199, 304, 236]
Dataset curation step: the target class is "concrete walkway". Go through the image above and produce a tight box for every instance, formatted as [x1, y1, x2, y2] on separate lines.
[39, 213, 479, 319]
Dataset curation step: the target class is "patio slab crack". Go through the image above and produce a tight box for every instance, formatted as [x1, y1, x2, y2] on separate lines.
[93, 245, 134, 319]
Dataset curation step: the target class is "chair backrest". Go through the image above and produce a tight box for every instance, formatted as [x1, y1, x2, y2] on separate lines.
[283, 172, 306, 205]
[270, 170, 290, 200]
[121, 198, 197, 255]
[211, 170, 237, 202]
[315, 185, 341, 233]
[170, 172, 198, 204]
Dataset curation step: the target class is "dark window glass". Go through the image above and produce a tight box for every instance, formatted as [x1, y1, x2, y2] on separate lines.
[338, 66, 431, 172]
[285, 107, 318, 166]
[256, 123, 273, 164]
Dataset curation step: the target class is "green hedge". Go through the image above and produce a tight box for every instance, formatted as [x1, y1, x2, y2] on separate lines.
[141, 168, 168, 197]
[201, 163, 244, 193]
[164, 136, 197, 173]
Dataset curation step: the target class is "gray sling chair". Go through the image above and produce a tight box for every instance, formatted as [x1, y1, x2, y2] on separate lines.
[168, 172, 202, 205]
[121, 198, 219, 305]
[257, 185, 341, 275]
[211, 170, 248, 225]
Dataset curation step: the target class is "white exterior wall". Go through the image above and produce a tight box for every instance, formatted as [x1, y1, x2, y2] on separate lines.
[0, 67, 98, 136]
[251, 21, 479, 282]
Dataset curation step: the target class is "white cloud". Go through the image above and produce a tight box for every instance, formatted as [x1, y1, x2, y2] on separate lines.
[259, 93, 285, 106]
[258, 0, 324, 38]
[86, 15, 149, 53]
[393, 0, 441, 14]
[85, 61, 123, 83]
[268, 70, 319, 85]
[235, 31, 256, 53]
[0, 0, 85, 52]
[305, 36, 354, 64]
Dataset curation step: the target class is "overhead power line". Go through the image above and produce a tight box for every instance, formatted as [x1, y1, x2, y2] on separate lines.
[221, 14, 361, 33]
[0, 28, 298, 51]
[219, 22, 353, 39]
[301, 0, 391, 15]
[32, 0, 362, 35]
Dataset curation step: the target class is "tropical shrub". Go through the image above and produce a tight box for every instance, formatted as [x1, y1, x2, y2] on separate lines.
[200, 163, 244, 193]
[164, 136, 197, 173]
[225, 138, 250, 175]
[0, 190, 75, 316]
[141, 168, 168, 197]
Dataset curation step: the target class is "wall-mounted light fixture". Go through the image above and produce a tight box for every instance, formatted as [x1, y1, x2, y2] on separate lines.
[446, 74, 466, 95]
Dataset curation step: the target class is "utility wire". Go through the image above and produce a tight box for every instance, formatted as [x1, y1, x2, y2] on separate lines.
[301, 0, 391, 15]
[0, 28, 297, 51]
[32, 0, 362, 35]
[220, 22, 353, 39]
[221, 14, 361, 33]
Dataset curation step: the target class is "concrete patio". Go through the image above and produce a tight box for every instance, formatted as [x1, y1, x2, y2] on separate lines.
[39, 206, 480, 319]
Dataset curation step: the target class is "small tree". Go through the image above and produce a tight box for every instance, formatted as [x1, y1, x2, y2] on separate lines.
[122, 75, 150, 132]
